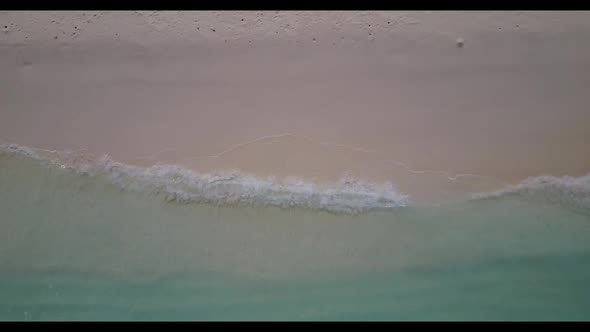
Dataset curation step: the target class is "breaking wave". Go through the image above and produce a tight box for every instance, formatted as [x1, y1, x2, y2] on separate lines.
[0, 143, 409, 214]
[471, 174, 590, 211]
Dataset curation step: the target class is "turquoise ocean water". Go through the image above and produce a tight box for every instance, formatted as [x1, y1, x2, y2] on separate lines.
[1, 145, 589, 321]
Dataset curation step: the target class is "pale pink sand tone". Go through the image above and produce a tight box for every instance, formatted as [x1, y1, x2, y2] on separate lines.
[1, 11, 590, 202]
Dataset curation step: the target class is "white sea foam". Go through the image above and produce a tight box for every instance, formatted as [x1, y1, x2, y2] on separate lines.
[7, 142, 588, 213]
[471, 174, 590, 210]
[1, 143, 40, 160]
[0, 143, 409, 214]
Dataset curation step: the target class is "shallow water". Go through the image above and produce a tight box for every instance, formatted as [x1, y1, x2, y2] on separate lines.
[1, 147, 589, 320]
[2, 252, 590, 321]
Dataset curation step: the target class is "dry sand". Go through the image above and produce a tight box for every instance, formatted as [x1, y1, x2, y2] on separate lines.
[1, 11, 590, 202]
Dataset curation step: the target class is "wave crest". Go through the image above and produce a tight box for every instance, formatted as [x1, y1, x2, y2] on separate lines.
[471, 174, 590, 210]
[1, 143, 409, 214]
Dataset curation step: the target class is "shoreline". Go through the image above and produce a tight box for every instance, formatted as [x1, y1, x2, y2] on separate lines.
[2, 11, 590, 203]
[3, 140, 589, 210]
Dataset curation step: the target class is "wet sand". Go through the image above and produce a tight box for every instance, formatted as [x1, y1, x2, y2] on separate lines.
[2, 11, 590, 202]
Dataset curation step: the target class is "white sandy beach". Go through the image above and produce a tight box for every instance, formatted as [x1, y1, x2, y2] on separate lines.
[1, 11, 590, 202]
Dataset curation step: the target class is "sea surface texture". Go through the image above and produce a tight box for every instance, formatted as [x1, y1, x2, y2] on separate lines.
[1, 145, 589, 320]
